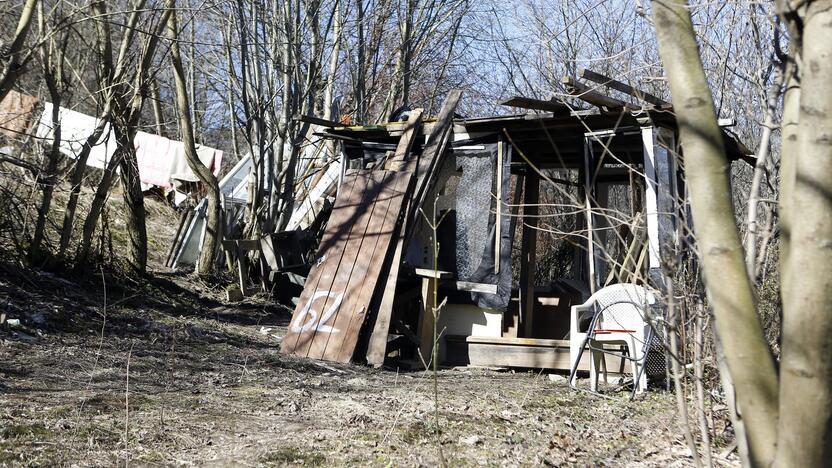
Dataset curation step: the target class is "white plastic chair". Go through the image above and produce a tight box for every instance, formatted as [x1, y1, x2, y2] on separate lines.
[568, 283, 658, 397]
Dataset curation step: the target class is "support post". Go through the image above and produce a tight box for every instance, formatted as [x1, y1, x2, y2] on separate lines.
[641, 126, 677, 285]
[495, 140, 503, 274]
[519, 171, 539, 338]
[583, 136, 602, 293]
[417, 276, 439, 366]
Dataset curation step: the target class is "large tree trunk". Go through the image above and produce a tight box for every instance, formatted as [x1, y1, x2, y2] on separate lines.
[773, 3, 832, 466]
[651, 1, 779, 465]
[167, 0, 221, 277]
[776, 76, 800, 285]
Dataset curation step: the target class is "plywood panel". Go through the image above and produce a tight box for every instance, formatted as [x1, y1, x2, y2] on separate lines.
[281, 170, 412, 363]
[330, 171, 412, 362]
[280, 174, 363, 356]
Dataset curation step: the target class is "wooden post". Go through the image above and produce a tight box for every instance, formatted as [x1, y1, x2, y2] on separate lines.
[519, 171, 539, 338]
[583, 136, 600, 293]
[641, 126, 677, 284]
[414, 269, 451, 367]
[594, 182, 610, 284]
[418, 276, 438, 366]
[495, 140, 503, 274]
[504, 172, 524, 338]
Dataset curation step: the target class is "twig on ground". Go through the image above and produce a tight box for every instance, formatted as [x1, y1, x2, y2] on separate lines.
[667, 279, 703, 468]
[124, 339, 135, 459]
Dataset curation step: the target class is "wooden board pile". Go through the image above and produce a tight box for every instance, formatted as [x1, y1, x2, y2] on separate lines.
[280, 91, 463, 364]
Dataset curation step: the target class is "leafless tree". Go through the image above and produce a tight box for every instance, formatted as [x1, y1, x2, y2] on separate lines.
[653, 0, 832, 466]
[166, 0, 222, 277]
[74, 1, 173, 273]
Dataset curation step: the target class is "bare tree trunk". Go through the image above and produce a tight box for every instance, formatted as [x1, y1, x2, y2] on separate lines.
[223, 20, 239, 160]
[744, 65, 785, 279]
[167, 0, 221, 277]
[400, 0, 414, 108]
[322, 0, 341, 125]
[74, 3, 171, 272]
[694, 303, 713, 468]
[269, 0, 294, 229]
[58, 113, 110, 257]
[773, 3, 832, 466]
[713, 330, 751, 466]
[75, 152, 122, 267]
[150, 79, 164, 136]
[30, 62, 61, 259]
[0, 0, 39, 102]
[322, 0, 341, 160]
[775, 23, 801, 336]
[59, 0, 116, 258]
[30, 2, 64, 259]
[651, 1, 779, 465]
[355, 0, 366, 122]
[113, 8, 173, 274]
[115, 116, 147, 273]
[667, 280, 703, 468]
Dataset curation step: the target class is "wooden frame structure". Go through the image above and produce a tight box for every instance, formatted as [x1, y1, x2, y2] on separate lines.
[277, 72, 751, 370]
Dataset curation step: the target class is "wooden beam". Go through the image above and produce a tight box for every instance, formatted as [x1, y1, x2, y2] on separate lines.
[417, 277, 439, 367]
[407, 90, 463, 234]
[641, 126, 677, 286]
[495, 140, 503, 274]
[578, 68, 670, 108]
[365, 112, 425, 367]
[583, 139, 598, 294]
[450, 281, 498, 294]
[505, 173, 524, 339]
[414, 268, 453, 279]
[385, 109, 424, 170]
[500, 96, 572, 114]
[444, 335, 624, 371]
[222, 239, 262, 296]
[561, 77, 638, 112]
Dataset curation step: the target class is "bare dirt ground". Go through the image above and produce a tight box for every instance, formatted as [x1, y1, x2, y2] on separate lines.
[0, 180, 734, 466]
[0, 263, 735, 467]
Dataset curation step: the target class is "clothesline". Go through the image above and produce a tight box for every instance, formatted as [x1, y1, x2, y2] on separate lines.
[33, 102, 223, 190]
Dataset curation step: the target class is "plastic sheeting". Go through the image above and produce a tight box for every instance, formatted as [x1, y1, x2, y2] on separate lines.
[35, 103, 222, 189]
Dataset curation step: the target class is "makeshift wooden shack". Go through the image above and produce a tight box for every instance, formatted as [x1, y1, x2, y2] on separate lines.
[279, 71, 751, 371]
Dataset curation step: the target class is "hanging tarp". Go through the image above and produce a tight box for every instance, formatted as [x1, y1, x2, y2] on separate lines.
[405, 141, 513, 310]
[35, 103, 223, 189]
[0, 90, 39, 138]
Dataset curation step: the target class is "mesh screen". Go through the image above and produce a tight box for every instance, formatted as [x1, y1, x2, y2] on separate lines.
[454, 154, 494, 280]
[401, 142, 512, 310]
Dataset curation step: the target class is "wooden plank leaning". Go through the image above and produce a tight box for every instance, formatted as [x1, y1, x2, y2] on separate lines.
[366, 91, 463, 367]
[363, 109, 425, 366]
[282, 109, 424, 362]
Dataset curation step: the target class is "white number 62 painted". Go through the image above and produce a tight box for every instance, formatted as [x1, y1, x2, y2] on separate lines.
[290, 290, 343, 334]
